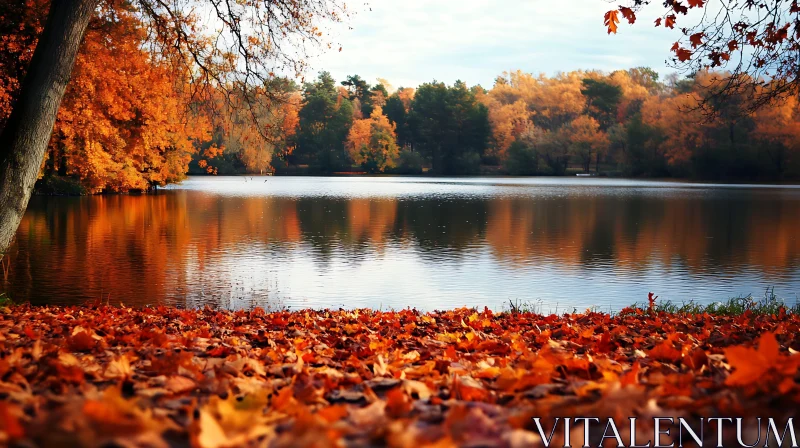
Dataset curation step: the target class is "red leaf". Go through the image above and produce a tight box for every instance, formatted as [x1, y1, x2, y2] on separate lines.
[648, 292, 658, 310]
[649, 340, 682, 363]
[690, 32, 704, 48]
[619, 7, 636, 24]
[385, 387, 412, 418]
[68, 331, 96, 352]
[673, 1, 688, 14]
[675, 47, 693, 62]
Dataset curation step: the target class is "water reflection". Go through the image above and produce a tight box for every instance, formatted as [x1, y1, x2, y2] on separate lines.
[3, 177, 799, 311]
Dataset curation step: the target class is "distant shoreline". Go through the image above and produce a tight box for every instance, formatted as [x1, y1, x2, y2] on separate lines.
[33, 173, 800, 196]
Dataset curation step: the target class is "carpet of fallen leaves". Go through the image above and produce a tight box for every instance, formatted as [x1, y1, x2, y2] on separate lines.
[0, 304, 799, 447]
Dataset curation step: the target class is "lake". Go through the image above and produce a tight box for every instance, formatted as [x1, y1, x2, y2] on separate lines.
[3, 176, 799, 312]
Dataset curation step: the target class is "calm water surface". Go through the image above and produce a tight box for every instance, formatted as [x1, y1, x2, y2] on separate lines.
[3, 176, 800, 311]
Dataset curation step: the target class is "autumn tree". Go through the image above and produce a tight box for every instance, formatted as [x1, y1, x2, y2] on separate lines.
[750, 94, 800, 177]
[1, 0, 212, 193]
[0, 0, 346, 256]
[346, 107, 399, 173]
[477, 90, 529, 162]
[197, 80, 301, 175]
[370, 83, 389, 110]
[497, 71, 586, 130]
[627, 67, 662, 94]
[568, 115, 608, 173]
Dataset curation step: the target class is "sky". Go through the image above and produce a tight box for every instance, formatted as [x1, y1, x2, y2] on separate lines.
[307, 0, 694, 90]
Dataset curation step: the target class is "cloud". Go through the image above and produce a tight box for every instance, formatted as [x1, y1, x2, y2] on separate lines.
[308, 0, 694, 88]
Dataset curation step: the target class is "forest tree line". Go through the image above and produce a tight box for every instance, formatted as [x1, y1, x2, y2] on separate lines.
[3, 0, 800, 195]
[195, 68, 800, 181]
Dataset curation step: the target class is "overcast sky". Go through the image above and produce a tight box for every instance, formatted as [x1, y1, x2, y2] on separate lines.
[307, 0, 692, 90]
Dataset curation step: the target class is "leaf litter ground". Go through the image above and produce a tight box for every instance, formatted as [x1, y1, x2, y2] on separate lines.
[0, 304, 798, 447]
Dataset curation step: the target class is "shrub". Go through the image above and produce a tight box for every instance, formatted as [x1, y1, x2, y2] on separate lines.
[34, 176, 87, 196]
[503, 140, 539, 175]
[392, 149, 424, 174]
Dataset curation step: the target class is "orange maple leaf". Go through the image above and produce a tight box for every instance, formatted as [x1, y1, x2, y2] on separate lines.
[724, 332, 780, 386]
[621, 362, 641, 386]
[649, 340, 682, 363]
[604, 10, 620, 34]
[665, 14, 677, 29]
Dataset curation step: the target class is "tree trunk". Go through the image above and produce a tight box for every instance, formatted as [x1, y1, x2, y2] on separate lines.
[0, 0, 96, 257]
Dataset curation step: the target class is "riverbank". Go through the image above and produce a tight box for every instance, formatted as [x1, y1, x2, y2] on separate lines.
[0, 304, 797, 447]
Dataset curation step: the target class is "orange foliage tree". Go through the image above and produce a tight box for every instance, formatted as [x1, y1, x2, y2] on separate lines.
[567, 115, 608, 173]
[346, 107, 399, 173]
[1, 0, 212, 192]
[198, 85, 301, 175]
[0, 0, 346, 255]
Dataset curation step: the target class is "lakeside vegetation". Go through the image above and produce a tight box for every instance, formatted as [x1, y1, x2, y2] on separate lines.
[4, 0, 800, 196]
[505, 289, 800, 317]
[31, 68, 800, 195]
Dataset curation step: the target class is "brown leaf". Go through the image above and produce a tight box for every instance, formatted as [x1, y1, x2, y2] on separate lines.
[619, 7, 636, 24]
[165, 375, 196, 394]
[690, 32, 704, 48]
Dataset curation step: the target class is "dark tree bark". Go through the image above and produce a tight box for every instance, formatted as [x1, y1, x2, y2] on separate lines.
[0, 0, 97, 257]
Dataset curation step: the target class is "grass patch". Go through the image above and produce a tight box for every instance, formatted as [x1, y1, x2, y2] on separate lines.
[0, 293, 14, 308]
[623, 287, 799, 316]
[503, 298, 543, 315]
